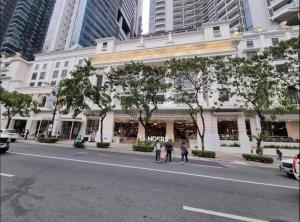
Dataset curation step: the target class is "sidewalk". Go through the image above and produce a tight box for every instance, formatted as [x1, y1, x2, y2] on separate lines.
[17, 139, 287, 169]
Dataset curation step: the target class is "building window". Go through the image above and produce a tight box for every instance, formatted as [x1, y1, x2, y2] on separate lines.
[61, 70, 68, 78]
[50, 81, 56, 86]
[78, 59, 83, 66]
[153, 95, 165, 104]
[246, 40, 254, 48]
[29, 82, 35, 87]
[213, 26, 221, 36]
[31, 72, 37, 80]
[39, 72, 46, 80]
[43, 63, 47, 69]
[246, 52, 257, 59]
[218, 89, 230, 102]
[52, 70, 59, 79]
[37, 82, 42, 86]
[35, 64, 39, 70]
[55, 62, 60, 68]
[102, 42, 108, 51]
[64, 61, 69, 67]
[288, 87, 300, 104]
[4, 62, 10, 67]
[272, 38, 279, 46]
[96, 75, 103, 87]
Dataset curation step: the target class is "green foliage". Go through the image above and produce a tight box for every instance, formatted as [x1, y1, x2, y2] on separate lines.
[267, 37, 299, 98]
[38, 137, 59, 143]
[192, 150, 216, 158]
[108, 62, 170, 141]
[0, 87, 40, 128]
[242, 154, 274, 164]
[167, 57, 219, 151]
[59, 60, 113, 142]
[221, 143, 240, 147]
[96, 142, 110, 148]
[132, 144, 154, 152]
[263, 145, 299, 149]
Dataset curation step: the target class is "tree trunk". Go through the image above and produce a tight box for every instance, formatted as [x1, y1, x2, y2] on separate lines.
[256, 112, 266, 155]
[190, 113, 203, 150]
[100, 114, 106, 143]
[5, 117, 12, 129]
[199, 107, 206, 151]
[144, 122, 149, 142]
[200, 135, 205, 151]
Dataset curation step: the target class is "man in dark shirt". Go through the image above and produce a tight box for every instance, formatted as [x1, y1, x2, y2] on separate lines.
[165, 140, 174, 162]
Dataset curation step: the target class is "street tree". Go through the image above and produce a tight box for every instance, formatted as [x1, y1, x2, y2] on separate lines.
[167, 57, 217, 151]
[0, 87, 40, 129]
[267, 37, 299, 103]
[223, 54, 293, 154]
[59, 60, 113, 142]
[108, 62, 170, 142]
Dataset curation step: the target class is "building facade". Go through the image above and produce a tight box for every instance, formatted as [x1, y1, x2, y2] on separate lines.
[266, 0, 300, 26]
[43, 0, 143, 52]
[0, 0, 56, 60]
[1, 21, 299, 152]
[0, 0, 18, 46]
[148, 0, 282, 34]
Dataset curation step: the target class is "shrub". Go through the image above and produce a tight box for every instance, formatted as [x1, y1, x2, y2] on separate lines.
[132, 144, 154, 152]
[242, 154, 274, 164]
[221, 143, 240, 147]
[192, 150, 216, 158]
[38, 137, 59, 143]
[263, 145, 299, 149]
[96, 142, 110, 148]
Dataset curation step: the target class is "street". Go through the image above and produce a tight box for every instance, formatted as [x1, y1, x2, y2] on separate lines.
[1, 142, 299, 222]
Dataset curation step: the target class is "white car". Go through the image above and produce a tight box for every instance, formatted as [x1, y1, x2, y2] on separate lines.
[0, 132, 10, 153]
[279, 154, 300, 180]
[0, 129, 19, 142]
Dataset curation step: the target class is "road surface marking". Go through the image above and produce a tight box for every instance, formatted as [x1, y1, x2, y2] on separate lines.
[12, 144, 31, 148]
[0, 173, 15, 177]
[77, 152, 87, 154]
[183, 206, 268, 222]
[8, 151, 299, 190]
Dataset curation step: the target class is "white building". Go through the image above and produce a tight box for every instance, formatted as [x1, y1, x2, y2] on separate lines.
[148, 0, 297, 34]
[266, 0, 300, 26]
[1, 21, 299, 151]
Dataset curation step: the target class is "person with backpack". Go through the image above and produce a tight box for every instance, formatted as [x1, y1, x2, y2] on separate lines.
[276, 147, 283, 161]
[180, 142, 189, 164]
[164, 140, 174, 162]
[154, 140, 162, 161]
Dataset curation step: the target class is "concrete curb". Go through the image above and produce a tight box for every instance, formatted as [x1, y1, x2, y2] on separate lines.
[14, 140, 280, 169]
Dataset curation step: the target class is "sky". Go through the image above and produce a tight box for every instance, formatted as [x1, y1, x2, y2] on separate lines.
[142, 0, 150, 34]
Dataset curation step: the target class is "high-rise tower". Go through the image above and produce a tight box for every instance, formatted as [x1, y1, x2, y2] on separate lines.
[43, 0, 143, 52]
[0, 0, 56, 60]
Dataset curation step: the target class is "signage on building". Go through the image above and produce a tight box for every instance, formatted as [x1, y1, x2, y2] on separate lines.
[46, 93, 56, 110]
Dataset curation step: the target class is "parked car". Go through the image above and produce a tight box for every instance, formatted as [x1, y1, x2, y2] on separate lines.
[279, 154, 300, 180]
[0, 129, 19, 142]
[0, 132, 10, 153]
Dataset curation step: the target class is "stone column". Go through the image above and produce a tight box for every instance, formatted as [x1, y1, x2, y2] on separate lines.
[137, 122, 145, 141]
[198, 112, 220, 151]
[79, 115, 87, 135]
[165, 121, 174, 142]
[237, 114, 251, 153]
[96, 112, 114, 143]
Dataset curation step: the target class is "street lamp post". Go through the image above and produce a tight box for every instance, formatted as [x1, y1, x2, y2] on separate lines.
[49, 83, 62, 137]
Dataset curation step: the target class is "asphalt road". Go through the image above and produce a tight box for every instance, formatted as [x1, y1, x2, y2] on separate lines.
[1, 142, 299, 222]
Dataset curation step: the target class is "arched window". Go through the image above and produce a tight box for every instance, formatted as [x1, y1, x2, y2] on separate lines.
[40, 96, 47, 107]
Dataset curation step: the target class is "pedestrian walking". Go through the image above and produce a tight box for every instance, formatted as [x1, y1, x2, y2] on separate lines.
[165, 140, 174, 162]
[154, 140, 161, 161]
[276, 148, 283, 161]
[180, 142, 189, 164]
[25, 129, 29, 140]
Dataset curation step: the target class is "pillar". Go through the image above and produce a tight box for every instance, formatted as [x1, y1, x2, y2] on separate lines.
[237, 114, 251, 153]
[165, 121, 174, 142]
[96, 112, 114, 143]
[197, 112, 220, 151]
[137, 122, 145, 141]
[79, 115, 87, 135]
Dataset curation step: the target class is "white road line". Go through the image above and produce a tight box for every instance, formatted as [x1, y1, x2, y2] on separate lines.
[8, 151, 299, 190]
[183, 206, 268, 222]
[12, 144, 31, 148]
[77, 152, 87, 154]
[0, 173, 15, 177]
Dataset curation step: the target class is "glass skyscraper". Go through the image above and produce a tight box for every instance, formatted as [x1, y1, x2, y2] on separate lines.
[44, 0, 142, 52]
[0, 0, 18, 46]
[0, 0, 55, 60]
